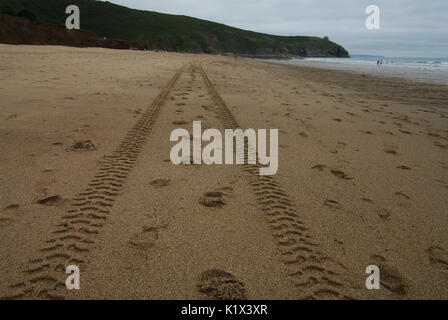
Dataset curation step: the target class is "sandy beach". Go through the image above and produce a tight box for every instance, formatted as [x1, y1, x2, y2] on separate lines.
[0, 44, 447, 300]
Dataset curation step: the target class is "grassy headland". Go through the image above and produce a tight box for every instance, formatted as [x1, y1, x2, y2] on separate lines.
[0, 0, 349, 56]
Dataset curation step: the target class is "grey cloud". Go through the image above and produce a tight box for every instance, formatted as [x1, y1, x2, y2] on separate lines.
[107, 0, 448, 57]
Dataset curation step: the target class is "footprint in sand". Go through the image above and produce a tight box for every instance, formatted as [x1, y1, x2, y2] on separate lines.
[129, 227, 159, 251]
[361, 197, 373, 204]
[331, 170, 353, 180]
[5, 204, 20, 211]
[427, 246, 448, 271]
[311, 164, 327, 172]
[36, 195, 67, 206]
[311, 165, 353, 180]
[172, 120, 188, 125]
[199, 187, 234, 208]
[395, 191, 410, 200]
[377, 208, 391, 221]
[434, 141, 448, 150]
[369, 255, 408, 297]
[150, 179, 171, 188]
[129, 220, 169, 251]
[384, 149, 398, 155]
[198, 269, 247, 300]
[69, 140, 97, 151]
[324, 199, 342, 210]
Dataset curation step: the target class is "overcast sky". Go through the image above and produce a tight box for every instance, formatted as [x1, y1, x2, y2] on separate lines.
[107, 0, 447, 57]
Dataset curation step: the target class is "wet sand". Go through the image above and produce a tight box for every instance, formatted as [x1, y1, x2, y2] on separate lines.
[0, 45, 447, 299]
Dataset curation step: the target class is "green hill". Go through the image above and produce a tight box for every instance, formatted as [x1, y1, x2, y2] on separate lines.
[0, 0, 349, 57]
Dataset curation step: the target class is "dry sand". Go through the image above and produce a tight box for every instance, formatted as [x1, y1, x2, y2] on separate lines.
[0, 44, 447, 300]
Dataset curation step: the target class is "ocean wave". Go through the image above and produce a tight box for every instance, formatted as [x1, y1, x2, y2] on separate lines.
[284, 57, 448, 85]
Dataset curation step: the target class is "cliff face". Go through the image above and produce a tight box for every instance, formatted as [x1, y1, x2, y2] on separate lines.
[0, 0, 349, 57]
[0, 14, 130, 49]
[239, 45, 348, 58]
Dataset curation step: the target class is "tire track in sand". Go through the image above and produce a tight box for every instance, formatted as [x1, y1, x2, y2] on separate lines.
[5, 63, 355, 300]
[2, 65, 186, 300]
[198, 64, 355, 300]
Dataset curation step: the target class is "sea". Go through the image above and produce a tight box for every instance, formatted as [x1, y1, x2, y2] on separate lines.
[272, 55, 448, 85]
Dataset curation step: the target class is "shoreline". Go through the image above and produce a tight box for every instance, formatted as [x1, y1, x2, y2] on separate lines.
[259, 57, 448, 110]
[263, 58, 448, 86]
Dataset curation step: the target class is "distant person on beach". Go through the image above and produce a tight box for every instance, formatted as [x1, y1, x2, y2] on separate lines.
[377, 60, 380, 66]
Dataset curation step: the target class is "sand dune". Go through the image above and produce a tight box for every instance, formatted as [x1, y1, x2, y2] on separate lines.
[0, 45, 447, 299]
